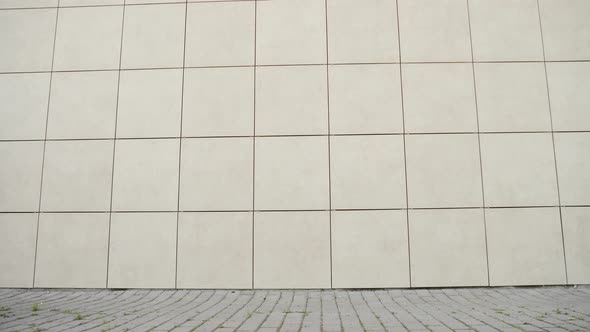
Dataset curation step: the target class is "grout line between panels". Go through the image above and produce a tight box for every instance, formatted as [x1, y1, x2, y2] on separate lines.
[3, 131, 590, 144]
[2, 59, 590, 76]
[1, 205, 582, 216]
[251, 0, 257, 290]
[324, 0, 333, 289]
[466, 0, 491, 287]
[536, 0, 569, 284]
[395, 0, 412, 288]
[174, 0, 189, 290]
[5, 208, 587, 217]
[31, 0, 60, 289]
[0, 0, 260, 11]
[105, 0, 127, 289]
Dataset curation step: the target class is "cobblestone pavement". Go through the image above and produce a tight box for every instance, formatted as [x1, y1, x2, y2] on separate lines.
[0, 287, 589, 332]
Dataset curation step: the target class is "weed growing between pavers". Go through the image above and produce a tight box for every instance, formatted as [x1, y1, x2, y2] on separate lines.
[29, 323, 42, 332]
[0, 306, 10, 318]
[31, 303, 39, 312]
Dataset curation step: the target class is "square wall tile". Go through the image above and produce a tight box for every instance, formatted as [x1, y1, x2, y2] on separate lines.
[34, 213, 109, 288]
[116, 69, 182, 138]
[475, 63, 551, 132]
[180, 138, 253, 211]
[40, 140, 113, 212]
[0, 214, 36, 287]
[112, 139, 179, 212]
[185, 2, 254, 67]
[53, 6, 123, 71]
[183, 67, 253, 137]
[256, 0, 326, 65]
[554, 133, 590, 206]
[398, 0, 471, 62]
[47, 71, 118, 139]
[108, 213, 176, 288]
[486, 207, 566, 286]
[468, 0, 543, 61]
[547, 62, 590, 131]
[255, 137, 329, 210]
[330, 135, 406, 209]
[402, 63, 477, 133]
[177, 212, 252, 289]
[0, 8, 56, 72]
[0, 0, 57, 8]
[409, 209, 488, 287]
[121, 4, 185, 69]
[328, 64, 402, 134]
[0, 73, 50, 140]
[256, 66, 327, 135]
[254, 211, 330, 289]
[406, 134, 482, 208]
[562, 207, 590, 284]
[327, 0, 398, 63]
[332, 210, 409, 288]
[539, 0, 590, 60]
[0, 142, 44, 212]
[480, 133, 558, 207]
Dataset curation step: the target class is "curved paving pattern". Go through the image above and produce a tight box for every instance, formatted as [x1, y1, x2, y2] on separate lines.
[0, 287, 589, 332]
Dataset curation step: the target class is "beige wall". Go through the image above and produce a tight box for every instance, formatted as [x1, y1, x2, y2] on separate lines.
[1, 0, 589, 288]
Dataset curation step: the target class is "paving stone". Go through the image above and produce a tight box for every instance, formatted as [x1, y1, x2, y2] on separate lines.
[0, 287, 589, 331]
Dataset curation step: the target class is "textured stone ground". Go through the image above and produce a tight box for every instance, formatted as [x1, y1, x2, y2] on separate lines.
[0, 287, 589, 332]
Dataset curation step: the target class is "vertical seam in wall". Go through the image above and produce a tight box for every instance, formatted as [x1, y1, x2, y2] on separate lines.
[465, 0, 491, 287]
[535, 0, 568, 284]
[251, 0, 257, 290]
[32, 0, 60, 288]
[175, 0, 189, 290]
[106, 0, 126, 289]
[395, 0, 412, 287]
[324, 0, 333, 289]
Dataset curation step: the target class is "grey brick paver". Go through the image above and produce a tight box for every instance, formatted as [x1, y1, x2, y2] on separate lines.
[41, 295, 153, 331]
[65, 290, 167, 331]
[108, 291, 192, 332]
[22, 291, 116, 329]
[0, 287, 589, 331]
[197, 293, 256, 331]
[57, 290, 159, 331]
[182, 291, 242, 328]
[322, 291, 343, 332]
[236, 292, 280, 331]
[4, 290, 71, 313]
[362, 291, 403, 329]
[122, 290, 199, 332]
[0, 293, 90, 330]
[257, 291, 292, 329]
[238, 292, 289, 331]
[152, 290, 217, 331]
[0, 290, 50, 308]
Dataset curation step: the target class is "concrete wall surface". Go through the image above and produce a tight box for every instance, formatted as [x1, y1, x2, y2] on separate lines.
[0, 0, 589, 289]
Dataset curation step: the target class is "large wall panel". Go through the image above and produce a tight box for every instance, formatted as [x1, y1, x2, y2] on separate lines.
[0, 214, 37, 287]
[486, 208, 566, 286]
[34, 213, 109, 288]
